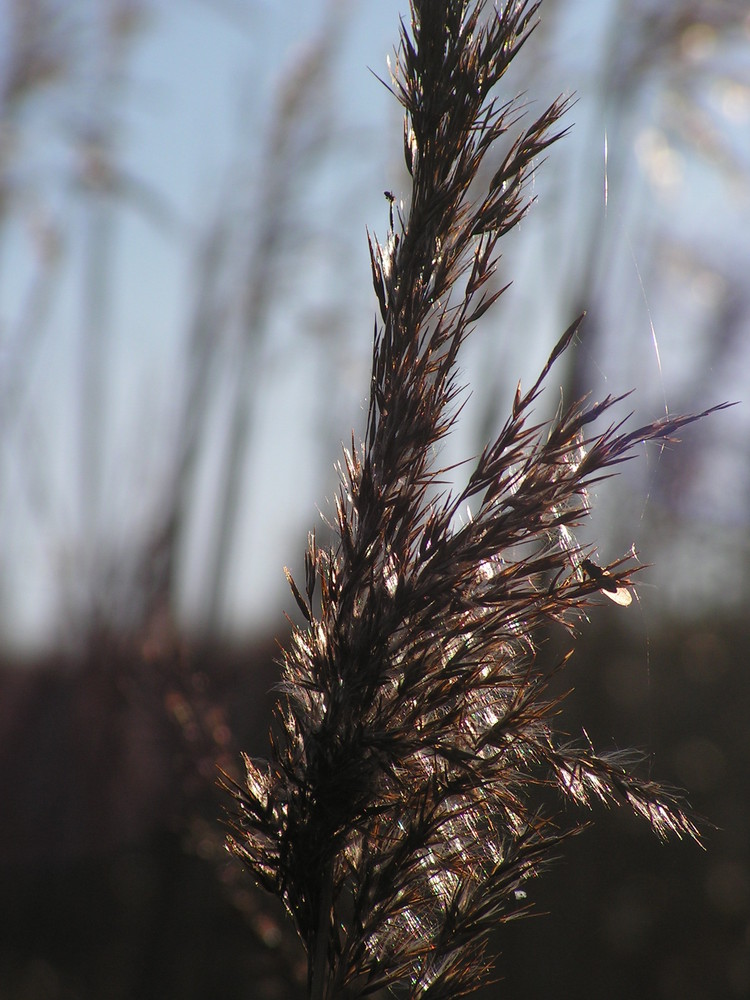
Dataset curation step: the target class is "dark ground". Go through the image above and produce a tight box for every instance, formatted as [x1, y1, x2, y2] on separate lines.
[1, 615, 747, 999]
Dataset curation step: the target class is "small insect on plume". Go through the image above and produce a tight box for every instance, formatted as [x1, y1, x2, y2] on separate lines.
[581, 558, 633, 607]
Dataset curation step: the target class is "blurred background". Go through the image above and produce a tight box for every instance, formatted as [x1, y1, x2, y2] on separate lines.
[0, 0, 748, 997]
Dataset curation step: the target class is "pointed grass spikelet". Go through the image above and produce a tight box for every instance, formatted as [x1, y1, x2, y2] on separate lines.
[224, 2, 731, 996]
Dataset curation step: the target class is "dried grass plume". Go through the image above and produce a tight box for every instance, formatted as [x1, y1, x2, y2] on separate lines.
[224, 2, 730, 996]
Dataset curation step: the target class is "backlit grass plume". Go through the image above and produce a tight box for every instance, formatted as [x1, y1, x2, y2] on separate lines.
[224, 2, 728, 996]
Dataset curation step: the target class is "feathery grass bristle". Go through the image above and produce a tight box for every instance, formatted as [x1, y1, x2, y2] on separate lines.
[224, 2, 728, 996]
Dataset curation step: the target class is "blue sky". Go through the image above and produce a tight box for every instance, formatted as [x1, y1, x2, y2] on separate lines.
[2, 0, 749, 652]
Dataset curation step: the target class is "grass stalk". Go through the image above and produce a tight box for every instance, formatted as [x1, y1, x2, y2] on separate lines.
[223, 3, 731, 995]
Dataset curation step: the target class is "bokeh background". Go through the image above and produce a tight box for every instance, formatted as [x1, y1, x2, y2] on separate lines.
[0, 1, 748, 997]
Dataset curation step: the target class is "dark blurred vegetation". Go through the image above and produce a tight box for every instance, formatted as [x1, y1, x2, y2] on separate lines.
[0, 0, 748, 997]
[1, 617, 748, 998]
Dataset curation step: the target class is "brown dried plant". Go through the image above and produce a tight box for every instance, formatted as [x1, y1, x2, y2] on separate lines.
[224, 2, 730, 997]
